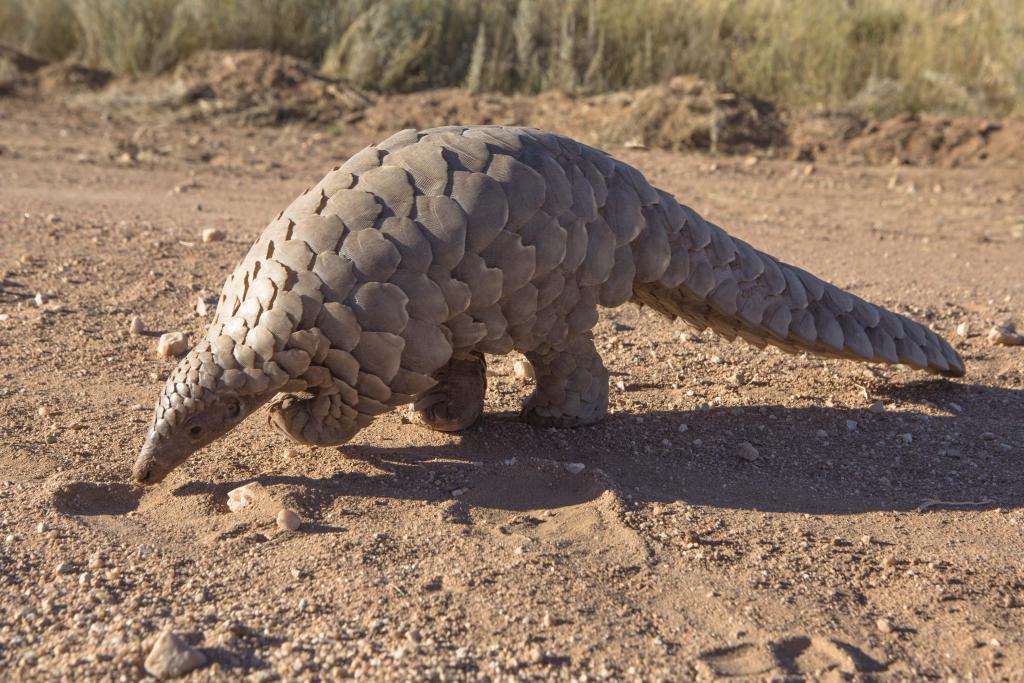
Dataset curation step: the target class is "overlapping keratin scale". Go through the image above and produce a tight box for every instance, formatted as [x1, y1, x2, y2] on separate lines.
[183, 124, 960, 449]
[630, 197, 964, 377]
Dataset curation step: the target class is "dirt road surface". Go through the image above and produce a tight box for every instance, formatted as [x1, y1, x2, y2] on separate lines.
[1, 99, 1022, 681]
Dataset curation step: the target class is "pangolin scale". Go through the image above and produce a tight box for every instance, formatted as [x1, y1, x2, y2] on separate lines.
[133, 126, 964, 484]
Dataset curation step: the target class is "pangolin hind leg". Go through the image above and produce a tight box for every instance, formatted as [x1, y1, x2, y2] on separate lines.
[413, 351, 488, 432]
[522, 334, 609, 428]
[267, 392, 361, 447]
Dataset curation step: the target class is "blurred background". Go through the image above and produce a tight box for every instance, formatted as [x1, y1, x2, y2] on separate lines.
[2, 0, 1022, 115]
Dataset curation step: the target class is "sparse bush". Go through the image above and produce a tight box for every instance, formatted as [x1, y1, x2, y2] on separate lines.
[0, 0, 1020, 116]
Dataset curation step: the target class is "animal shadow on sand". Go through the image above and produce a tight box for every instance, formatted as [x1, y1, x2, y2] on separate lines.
[172, 381, 1023, 517]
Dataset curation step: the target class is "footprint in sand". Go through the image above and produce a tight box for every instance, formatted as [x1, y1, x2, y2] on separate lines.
[699, 635, 887, 678]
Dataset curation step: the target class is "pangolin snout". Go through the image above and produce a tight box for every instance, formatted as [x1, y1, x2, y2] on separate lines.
[133, 434, 172, 485]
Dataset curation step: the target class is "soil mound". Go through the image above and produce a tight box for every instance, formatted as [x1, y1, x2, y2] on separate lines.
[0, 46, 112, 96]
[590, 75, 787, 154]
[793, 112, 1024, 167]
[80, 50, 371, 126]
[366, 76, 786, 155]
[9, 46, 1019, 166]
[165, 50, 371, 126]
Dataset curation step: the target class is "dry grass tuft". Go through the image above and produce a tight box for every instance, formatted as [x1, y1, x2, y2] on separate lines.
[1, 0, 1021, 116]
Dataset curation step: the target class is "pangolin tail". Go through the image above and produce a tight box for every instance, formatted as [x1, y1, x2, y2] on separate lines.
[628, 202, 965, 377]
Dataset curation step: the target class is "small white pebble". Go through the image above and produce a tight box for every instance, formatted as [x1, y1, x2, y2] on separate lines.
[677, 423, 688, 433]
[955, 322, 970, 337]
[37, 406, 50, 418]
[129, 316, 145, 335]
[615, 380, 626, 391]
[512, 359, 535, 381]
[988, 323, 1024, 346]
[898, 433, 913, 444]
[226, 483, 260, 512]
[33, 293, 46, 306]
[281, 448, 298, 459]
[564, 462, 585, 474]
[35, 522, 46, 533]
[815, 429, 828, 439]
[201, 228, 226, 243]
[276, 509, 301, 531]
[156, 331, 188, 358]
[868, 401, 885, 414]
[876, 617, 894, 634]
[737, 442, 759, 461]
[846, 420, 858, 432]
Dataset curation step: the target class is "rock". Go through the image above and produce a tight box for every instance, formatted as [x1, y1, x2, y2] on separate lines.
[226, 483, 261, 512]
[156, 332, 188, 358]
[988, 323, 1024, 346]
[194, 292, 218, 316]
[846, 419, 858, 432]
[868, 400, 885, 413]
[201, 228, 226, 243]
[129, 316, 145, 335]
[898, 433, 913, 444]
[513, 359, 535, 381]
[276, 508, 301, 531]
[144, 630, 207, 679]
[955, 322, 970, 337]
[737, 442, 759, 461]
[875, 617, 894, 634]
[564, 462, 586, 474]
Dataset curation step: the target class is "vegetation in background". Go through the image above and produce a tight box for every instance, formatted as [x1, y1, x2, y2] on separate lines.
[1, 0, 1022, 117]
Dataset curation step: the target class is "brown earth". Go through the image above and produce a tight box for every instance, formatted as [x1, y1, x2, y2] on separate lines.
[1, 74, 1024, 681]
[7, 48, 1022, 167]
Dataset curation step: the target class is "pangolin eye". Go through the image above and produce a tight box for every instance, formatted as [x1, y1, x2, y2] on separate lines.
[189, 425, 203, 437]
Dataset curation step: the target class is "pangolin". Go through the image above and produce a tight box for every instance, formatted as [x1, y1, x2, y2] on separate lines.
[133, 126, 964, 484]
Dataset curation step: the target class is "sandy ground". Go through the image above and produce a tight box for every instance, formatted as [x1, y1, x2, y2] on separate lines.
[1, 98, 1023, 681]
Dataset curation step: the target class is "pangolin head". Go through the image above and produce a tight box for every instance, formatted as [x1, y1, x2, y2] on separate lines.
[133, 346, 275, 485]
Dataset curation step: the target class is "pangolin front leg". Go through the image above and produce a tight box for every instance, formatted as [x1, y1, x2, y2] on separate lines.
[267, 392, 363, 447]
[413, 351, 487, 432]
[522, 334, 609, 428]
